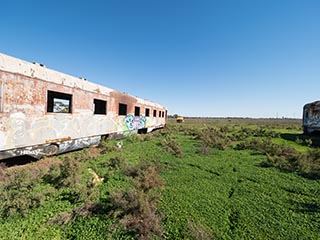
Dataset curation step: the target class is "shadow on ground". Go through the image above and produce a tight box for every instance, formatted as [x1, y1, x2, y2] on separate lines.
[0, 155, 39, 167]
[289, 199, 320, 214]
[280, 133, 320, 147]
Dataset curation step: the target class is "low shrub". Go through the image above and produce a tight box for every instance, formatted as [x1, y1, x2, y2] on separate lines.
[110, 160, 163, 240]
[295, 137, 313, 147]
[237, 137, 320, 178]
[196, 144, 212, 155]
[0, 168, 54, 217]
[298, 149, 320, 179]
[187, 220, 216, 240]
[0, 162, 7, 182]
[57, 156, 96, 204]
[107, 155, 126, 170]
[98, 140, 119, 154]
[58, 156, 83, 189]
[161, 136, 184, 157]
[194, 127, 231, 150]
[48, 202, 102, 225]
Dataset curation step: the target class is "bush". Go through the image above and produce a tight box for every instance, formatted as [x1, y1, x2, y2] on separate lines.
[187, 220, 215, 240]
[110, 160, 163, 239]
[57, 156, 95, 204]
[58, 156, 82, 189]
[161, 136, 184, 157]
[195, 127, 231, 150]
[298, 149, 320, 179]
[107, 155, 127, 170]
[48, 202, 102, 225]
[0, 162, 7, 182]
[0, 168, 54, 217]
[98, 140, 118, 154]
[196, 144, 212, 155]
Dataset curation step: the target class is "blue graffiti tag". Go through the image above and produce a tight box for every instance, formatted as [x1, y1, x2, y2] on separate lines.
[138, 115, 146, 128]
[124, 114, 135, 131]
[124, 114, 147, 131]
[307, 114, 320, 127]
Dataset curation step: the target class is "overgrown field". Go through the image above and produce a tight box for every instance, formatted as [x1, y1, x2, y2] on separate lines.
[0, 118, 319, 239]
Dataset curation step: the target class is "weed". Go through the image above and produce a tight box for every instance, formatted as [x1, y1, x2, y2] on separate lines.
[138, 134, 152, 142]
[48, 202, 102, 225]
[0, 168, 54, 217]
[187, 220, 215, 240]
[110, 160, 163, 239]
[57, 156, 96, 203]
[131, 161, 163, 193]
[237, 138, 302, 172]
[126, 134, 141, 143]
[295, 137, 313, 147]
[196, 144, 212, 155]
[298, 149, 320, 179]
[195, 127, 231, 150]
[107, 155, 126, 170]
[161, 136, 184, 157]
[98, 140, 118, 154]
[58, 156, 82, 189]
[0, 162, 7, 182]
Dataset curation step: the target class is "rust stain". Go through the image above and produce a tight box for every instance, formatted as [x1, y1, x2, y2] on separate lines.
[46, 137, 72, 144]
[110, 91, 138, 113]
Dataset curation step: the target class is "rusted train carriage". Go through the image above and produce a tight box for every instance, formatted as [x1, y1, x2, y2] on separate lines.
[303, 100, 320, 134]
[0, 53, 167, 160]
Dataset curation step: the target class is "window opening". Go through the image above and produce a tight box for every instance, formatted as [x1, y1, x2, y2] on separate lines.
[94, 99, 107, 114]
[153, 110, 157, 117]
[47, 90, 72, 113]
[119, 103, 127, 115]
[145, 108, 150, 117]
[135, 106, 140, 116]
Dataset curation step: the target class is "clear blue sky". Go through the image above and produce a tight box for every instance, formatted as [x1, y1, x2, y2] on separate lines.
[1, 0, 320, 118]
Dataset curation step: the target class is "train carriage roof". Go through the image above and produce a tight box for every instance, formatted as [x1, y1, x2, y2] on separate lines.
[304, 101, 320, 109]
[0, 52, 166, 109]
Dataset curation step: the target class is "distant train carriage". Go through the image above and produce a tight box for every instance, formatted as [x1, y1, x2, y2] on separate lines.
[303, 100, 320, 134]
[0, 53, 167, 160]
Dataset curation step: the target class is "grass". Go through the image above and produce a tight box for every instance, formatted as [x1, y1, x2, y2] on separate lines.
[159, 137, 320, 239]
[0, 118, 319, 239]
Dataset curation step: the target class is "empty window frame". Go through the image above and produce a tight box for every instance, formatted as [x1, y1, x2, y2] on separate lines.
[162, 111, 165, 118]
[119, 103, 127, 115]
[135, 106, 140, 116]
[94, 99, 107, 114]
[153, 110, 157, 117]
[159, 111, 161, 117]
[145, 108, 150, 117]
[47, 90, 72, 113]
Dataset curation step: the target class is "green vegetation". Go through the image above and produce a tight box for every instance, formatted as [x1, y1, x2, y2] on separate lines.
[0, 118, 319, 239]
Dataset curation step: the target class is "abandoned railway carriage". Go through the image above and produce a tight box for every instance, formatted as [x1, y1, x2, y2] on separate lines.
[303, 100, 320, 134]
[0, 53, 167, 160]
